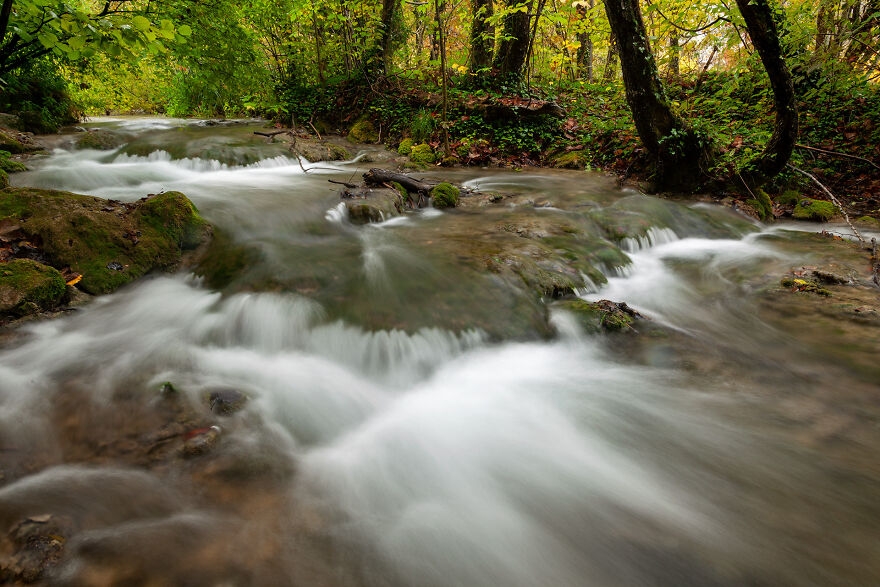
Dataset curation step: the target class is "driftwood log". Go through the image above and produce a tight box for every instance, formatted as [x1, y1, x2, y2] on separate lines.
[363, 168, 436, 195]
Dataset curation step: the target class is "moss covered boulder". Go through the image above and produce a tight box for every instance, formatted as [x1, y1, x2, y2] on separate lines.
[793, 199, 836, 221]
[558, 299, 642, 332]
[0, 259, 67, 317]
[76, 130, 125, 151]
[0, 128, 39, 154]
[344, 188, 405, 224]
[430, 183, 459, 209]
[409, 143, 436, 165]
[347, 119, 379, 144]
[0, 187, 211, 295]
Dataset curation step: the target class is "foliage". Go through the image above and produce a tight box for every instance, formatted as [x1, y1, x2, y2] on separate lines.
[397, 138, 414, 155]
[0, 58, 79, 132]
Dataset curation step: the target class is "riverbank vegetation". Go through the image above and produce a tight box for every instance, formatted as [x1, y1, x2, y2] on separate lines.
[0, 0, 878, 215]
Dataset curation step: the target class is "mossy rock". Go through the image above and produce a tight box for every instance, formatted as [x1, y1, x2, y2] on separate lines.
[76, 131, 125, 151]
[0, 258, 67, 317]
[297, 141, 350, 163]
[0, 169, 7, 189]
[397, 138, 414, 155]
[430, 182, 460, 209]
[348, 119, 379, 144]
[775, 190, 800, 206]
[746, 189, 773, 220]
[552, 151, 590, 170]
[780, 276, 831, 297]
[0, 188, 211, 295]
[344, 188, 405, 224]
[793, 199, 836, 222]
[855, 215, 880, 228]
[409, 143, 436, 165]
[0, 129, 29, 154]
[0, 150, 27, 173]
[558, 298, 638, 333]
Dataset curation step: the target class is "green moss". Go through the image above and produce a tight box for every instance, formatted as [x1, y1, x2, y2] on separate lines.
[747, 189, 773, 220]
[0, 259, 67, 317]
[0, 169, 7, 189]
[552, 151, 589, 170]
[77, 131, 124, 150]
[430, 182, 460, 209]
[855, 215, 880, 227]
[558, 299, 636, 332]
[348, 119, 379, 143]
[0, 129, 27, 154]
[409, 143, 436, 165]
[390, 181, 408, 198]
[0, 150, 27, 172]
[0, 188, 211, 295]
[397, 138, 414, 155]
[440, 156, 458, 167]
[776, 190, 800, 206]
[781, 277, 831, 296]
[793, 199, 836, 222]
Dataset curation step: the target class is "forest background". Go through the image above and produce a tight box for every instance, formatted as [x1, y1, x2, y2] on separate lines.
[0, 0, 878, 217]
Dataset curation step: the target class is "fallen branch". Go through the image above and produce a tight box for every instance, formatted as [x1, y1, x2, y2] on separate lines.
[328, 178, 359, 188]
[787, 164, 864, 244]
[795, 144, 880, 171]
[363, 168, 436, 195]
[254, 130, 288, 138]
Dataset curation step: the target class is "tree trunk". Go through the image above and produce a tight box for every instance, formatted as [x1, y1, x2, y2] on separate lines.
[374, 0, 401, 75]
[0, 0, 12, 49]
[601, 33, 617, 81]
[602, 0, 709, 190]
[470, 0, 494, 72]
[493, 0, 534, 84]
[668, 33, 680, 78]
[734, 0, 798, 188]
[575, 1, 594, 82]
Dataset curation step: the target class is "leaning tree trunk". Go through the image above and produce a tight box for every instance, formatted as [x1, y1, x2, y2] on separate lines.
[470, 0, 494, 72]
[493, 0, 534, 84]
[734, 0, 798, 188]
[602, 0, 710, 190]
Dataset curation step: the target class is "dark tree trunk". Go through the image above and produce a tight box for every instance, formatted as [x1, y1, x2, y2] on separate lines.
[0, 0, 12, 48]
[493, 0, 534, 83]
[668, 33, 680, 77]
[470, 0, 494, 72]
[734, 0, 798, 188]
[602, 0, 709, 190]
[375, 0, 401, 75]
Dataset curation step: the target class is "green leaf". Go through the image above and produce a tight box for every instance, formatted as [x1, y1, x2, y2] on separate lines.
[177, 24, 192, 37]
[132, 15, 151, 31]
[37, 32, 59, 49]
[68, 35, 87, 50]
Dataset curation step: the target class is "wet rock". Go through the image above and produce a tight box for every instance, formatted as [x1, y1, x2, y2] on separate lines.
[76, 130, 125, 151]
[0, 188, 211, 297]
[0, 259, 67, 319]
[558, 299, 644, 333]
[0, 514, 72, 583]
[343, 187, 405, 224]
[208, 388, 247, 415]
[182, 426, 221, 457]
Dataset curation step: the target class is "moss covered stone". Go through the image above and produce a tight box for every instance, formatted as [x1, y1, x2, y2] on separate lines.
[0, 150, 27, 173]
[0, 259, 67, 317]
[558, 298, 639, 333]
[746, 189, 773, 220]
[430, 182, 460, 209]
[345, 188, 405, 224]
[776, 190, 800, 206]
[76, 131, 125, 151]
[409, 143, 436, 165]
[0, 169, 7, 189]
[793, 199, 836, 221]
[397, 138, 414, 155]
[348, 119, 379, 143]
[0, 187, 211, 295]
[0, 129, 28, 154]
[552, 151, 589, 170]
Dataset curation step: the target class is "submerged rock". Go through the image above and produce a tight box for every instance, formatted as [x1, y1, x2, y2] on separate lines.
[208, 387, 247, 415]
[0, 514, 72, 583]
[558, 299, 644, 333]
[343, 187, 405, 224]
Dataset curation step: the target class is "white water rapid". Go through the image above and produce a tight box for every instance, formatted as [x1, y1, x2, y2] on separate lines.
[1, 118, 878, 586]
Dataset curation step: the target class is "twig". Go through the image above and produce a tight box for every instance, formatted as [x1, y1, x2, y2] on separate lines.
[328, 179, 358, 188]
[787, 164, 864, 244]
[308, 121, 322, 141]
[795, 143, 880, 171]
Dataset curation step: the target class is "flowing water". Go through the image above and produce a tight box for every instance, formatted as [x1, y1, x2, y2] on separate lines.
[1, 118, 879, 586]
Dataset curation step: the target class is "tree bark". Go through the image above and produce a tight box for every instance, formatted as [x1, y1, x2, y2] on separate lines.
[602, 0, 710, 190]
[575, 1, 594, 81]
[470, 0, 494, 72]
[734, 0, 798, 188]
[493, 0, 534, 84]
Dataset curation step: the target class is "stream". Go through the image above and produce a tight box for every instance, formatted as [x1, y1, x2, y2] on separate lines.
[1, 118, 879, 586]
